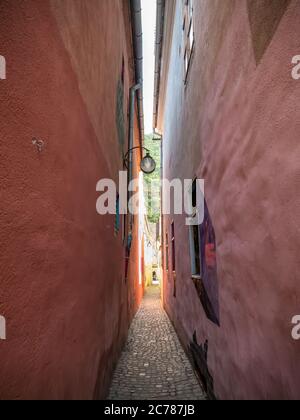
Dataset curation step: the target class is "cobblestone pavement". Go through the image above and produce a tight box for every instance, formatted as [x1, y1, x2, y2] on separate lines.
[108, 286, 206, 400]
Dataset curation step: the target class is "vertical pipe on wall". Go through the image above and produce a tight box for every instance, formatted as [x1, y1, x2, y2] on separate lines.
[128, 83, 142, 190]
[130, 0, 144, 146]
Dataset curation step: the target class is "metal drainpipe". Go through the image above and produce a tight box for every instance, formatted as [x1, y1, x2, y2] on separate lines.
[128, 0, 144, 225]
[130, 0, 144, 148]
[153, 0, 165, 132]
[128, 83, 142, 191]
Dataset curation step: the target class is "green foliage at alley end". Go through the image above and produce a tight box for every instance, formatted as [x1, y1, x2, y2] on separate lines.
[143, 134, 161, 224]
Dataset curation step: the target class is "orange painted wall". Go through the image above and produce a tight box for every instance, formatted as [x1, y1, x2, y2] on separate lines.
[0, 0, 143, 399]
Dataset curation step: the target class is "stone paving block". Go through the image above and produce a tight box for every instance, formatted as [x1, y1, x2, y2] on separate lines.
[108, 287, 206, 401]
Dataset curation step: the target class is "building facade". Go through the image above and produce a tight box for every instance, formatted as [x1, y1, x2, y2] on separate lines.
[155, 0, 300, 399]
[0, 0, 144, 399]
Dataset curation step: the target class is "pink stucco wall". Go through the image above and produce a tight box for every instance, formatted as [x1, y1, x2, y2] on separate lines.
[0, 0, 143, 399]
[161, 0, 300, 400]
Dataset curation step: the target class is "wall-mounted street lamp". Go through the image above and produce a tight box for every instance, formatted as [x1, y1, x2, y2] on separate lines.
[123, 146, 156, 175]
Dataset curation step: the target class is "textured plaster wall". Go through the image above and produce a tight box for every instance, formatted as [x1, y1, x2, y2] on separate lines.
[0, 0, 142, 399]
[162, 0, 300, 399]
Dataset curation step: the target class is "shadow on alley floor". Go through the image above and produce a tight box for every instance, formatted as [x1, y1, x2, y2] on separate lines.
[108, 286, 206, 400]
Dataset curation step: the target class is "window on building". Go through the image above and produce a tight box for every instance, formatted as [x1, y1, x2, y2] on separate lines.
[115, 194, 120, 236]
[123, 214, 127, 243]
[190, 225, 201, 277]
[183, 0, 195, 82]
[165, 232, 169, 271]
[171, 221, 176, 272]
[189, 180, 201, 277]
[171, 222, 177, 298]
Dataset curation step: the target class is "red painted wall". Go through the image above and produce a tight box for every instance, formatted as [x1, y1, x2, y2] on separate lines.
[160, 0, 300, 399]
[0, 0, 143, 399]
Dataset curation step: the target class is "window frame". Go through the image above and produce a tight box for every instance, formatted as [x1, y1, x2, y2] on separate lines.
[165, 232, 169, 272]
[183, 0, 195, 84]
[115, 193, 121, 236]
[188, 179, 202, 278]
[171, 221, 176, 273]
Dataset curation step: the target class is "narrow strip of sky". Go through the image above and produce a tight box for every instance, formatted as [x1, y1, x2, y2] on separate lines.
[141, 0, 157, 135]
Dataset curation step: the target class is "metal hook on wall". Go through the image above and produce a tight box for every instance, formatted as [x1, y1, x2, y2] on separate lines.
[32, 137, 45, 153]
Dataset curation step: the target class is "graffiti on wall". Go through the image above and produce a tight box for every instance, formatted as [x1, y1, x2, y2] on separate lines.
[192, 199, 220, 326]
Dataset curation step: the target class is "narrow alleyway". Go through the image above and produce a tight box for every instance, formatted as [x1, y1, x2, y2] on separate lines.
[108, 287, 206, 400]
